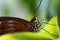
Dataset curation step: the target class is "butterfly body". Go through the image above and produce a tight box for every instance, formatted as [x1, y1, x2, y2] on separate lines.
[0, 17, 39, 35]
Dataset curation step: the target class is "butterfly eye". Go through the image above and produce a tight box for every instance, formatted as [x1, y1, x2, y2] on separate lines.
[29, 17, 40, 32]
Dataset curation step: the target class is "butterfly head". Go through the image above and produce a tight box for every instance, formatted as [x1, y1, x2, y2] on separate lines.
[29, 17, 40, 32]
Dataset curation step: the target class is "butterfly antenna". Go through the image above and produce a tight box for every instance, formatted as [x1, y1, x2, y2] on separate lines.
[32, 0, 42, 19]
[34, 0, 42, 14]
[30, 0, 42, 21]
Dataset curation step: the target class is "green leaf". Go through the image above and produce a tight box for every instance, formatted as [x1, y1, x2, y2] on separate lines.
[38, 16, 59, 39]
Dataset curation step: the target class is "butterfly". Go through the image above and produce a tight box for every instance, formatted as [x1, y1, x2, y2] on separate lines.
[0, 17, 41, 35]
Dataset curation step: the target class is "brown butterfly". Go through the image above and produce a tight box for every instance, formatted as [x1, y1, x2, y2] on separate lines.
[0, 17, 40, 35]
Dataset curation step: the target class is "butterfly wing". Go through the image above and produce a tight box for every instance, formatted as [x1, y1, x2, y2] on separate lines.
[0, 17, 30, 35]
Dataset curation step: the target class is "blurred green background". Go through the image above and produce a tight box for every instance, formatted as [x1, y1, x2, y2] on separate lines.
[0, 0, 60, 22]
[0, 0, 60, 40]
